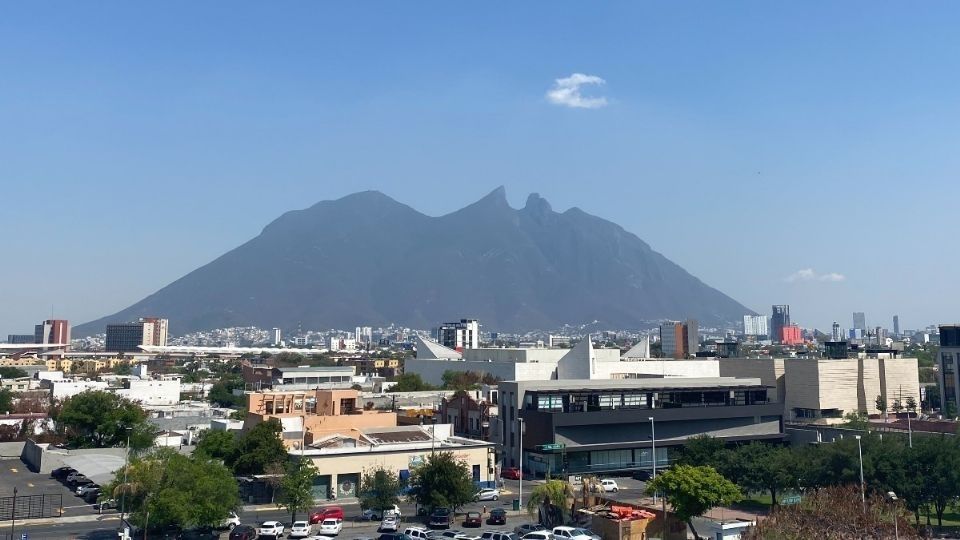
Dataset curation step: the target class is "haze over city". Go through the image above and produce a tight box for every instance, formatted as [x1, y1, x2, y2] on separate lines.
[3, 3, 959, 335]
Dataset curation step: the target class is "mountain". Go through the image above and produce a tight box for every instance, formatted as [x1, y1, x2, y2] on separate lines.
[74, 188, 754, 336]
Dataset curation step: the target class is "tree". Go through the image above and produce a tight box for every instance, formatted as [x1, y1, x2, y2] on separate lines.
[391, 373, 435, 392]
[892, 399, 904, 413]
[408, 452, 475, 511]
[113, 363, 132, 376]
[359, 466, 404, 512]
[0, 366, 29, 379]
[262, 461, 286, 504]
[743, 485, 918, 540]
[646, 465, 741, 540]
[56, 390, 154, 450]
[731, 443, 796, 506]
[842, 411, 870, 431]
[876, 395, 887, 415]
[906, 396, 918, 412]
[195, 430, 236, 462]
[230, 418, 287, 475]
[106, 447, 240, 531]
[677, 435, 727, 470]
[0, 389, 12, 414]
[208, 376, 244, 408]
[279, 457, 318, 522]
[526, 479, 573, 527]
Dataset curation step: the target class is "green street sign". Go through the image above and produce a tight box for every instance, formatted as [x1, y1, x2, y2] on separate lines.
[538, 443, 566, 451]
[781, 495, 802, 505]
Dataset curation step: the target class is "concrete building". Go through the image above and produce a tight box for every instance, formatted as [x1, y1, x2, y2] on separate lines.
[659, 320, 698, 359]
[440, 385, 498, 441]
[115, 379, 181, 406]
[245, 388, 399, 449]
[853, 312, 867, 331]
[893, 315, 900, 337]
[7, 334, 36, 344]
[272, 328, 282, 346]
[298, 424, 495, 500]
[742, 315, 769, 338]
[49, 380, 109, 399]
[771, 305, 790, 345]
[780, 324, 803, 345]
[438, 319, 480, 351]
[831, 322, 843, 342]
[35, 319, 70, 346]
[106, 318, 168, 352]
[499, 377, 782, 476]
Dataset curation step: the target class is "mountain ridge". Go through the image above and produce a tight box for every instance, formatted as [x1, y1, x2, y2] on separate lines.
[74, 188, 755, 336]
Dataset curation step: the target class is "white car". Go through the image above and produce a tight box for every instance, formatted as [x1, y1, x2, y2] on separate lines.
[258, 521, 286, 538]
[521, 533, 554, 540]
[380, 515, 400, 532]
[319, 518, 343, 536]
[552, 527, 599, 540]
[76, 484, 99, 496]
[290, 520, 313, 538]
[474, 488, 500, 501]
[600, 479, 619, 492]
[405, 527, 432, 540]
[220, 511, 241, 530]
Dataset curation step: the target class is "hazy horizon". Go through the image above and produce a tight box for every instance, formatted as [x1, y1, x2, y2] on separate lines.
[3, 2, 956, 336]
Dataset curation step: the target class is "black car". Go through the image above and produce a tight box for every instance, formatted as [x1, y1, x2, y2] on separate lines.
[228, 525, 257, 540]
[429, 508, 452, 529]
[82, 489, 102, 503]
[631, 470, 653, 481]
[379, 534, 413, 540]
[178, 528, 218, 540]
[51, 466, 75, 479]
[488, 508, 507, 525]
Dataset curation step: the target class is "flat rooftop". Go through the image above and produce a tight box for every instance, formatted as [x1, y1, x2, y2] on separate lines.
[276, 366, 354, 373]
[504, 377, 765, 391]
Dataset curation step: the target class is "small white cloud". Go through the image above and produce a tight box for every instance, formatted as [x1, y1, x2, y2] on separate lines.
[784, 268, 846, 283]
[546, 73, 608, 109]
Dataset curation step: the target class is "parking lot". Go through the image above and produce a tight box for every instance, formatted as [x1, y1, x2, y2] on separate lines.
[0, 459, 103, 519]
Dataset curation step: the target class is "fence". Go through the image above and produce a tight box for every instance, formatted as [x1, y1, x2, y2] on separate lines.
[0, 493, 62, 521]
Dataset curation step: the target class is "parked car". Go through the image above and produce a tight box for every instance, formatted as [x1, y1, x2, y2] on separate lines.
[481, 532, 518, 540]
[363, 504, 403, 521]
[66, 472, 88, 485]
[403, 527, 431, 540]
[289, 520, 313, 538]
[257, 521, 285, 538]
[487, 509, 507, 526]
[552, 527, 599, 540]
[51, 466, 75, 479]
[429, 508, 452, 529]
[435, 530, 467, 540]
[228, 525, 257, 540]
[513, 525, 545, 536]
[76, 484, 100, 496]
[82, 489, 102, 503]
[463, 512, 482, 528]
[216, 512, 240, 530]
[631, 470, 652, 481]
[96, 498, 117, 513]
[320, 518, 344, 536]
[312, 506, 346, 524]
[501, 467, 523, 480]
[520, 532, 553, 540]
[380, 515, 400, 532]
[377, 534, 413, 540]
[599, 479, 619, 493]
[474, 489, 499, 502]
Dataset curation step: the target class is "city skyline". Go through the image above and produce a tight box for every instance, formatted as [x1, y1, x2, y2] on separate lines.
[4, 3, 960, 334]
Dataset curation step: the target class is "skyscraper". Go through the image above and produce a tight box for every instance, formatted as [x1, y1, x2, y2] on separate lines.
[105, 317, 168, 352]
[831, 322, 842, 341]
[893, 315, 900, 336]
[853, 312, 867, 331]
[771, 305, 790, 344]
[659, 320, 699, 359]
[743, 315, 769, 337]
[438, 319, 480, 351]
[272, 328, 282, 346]
[34, 319, 70, 346]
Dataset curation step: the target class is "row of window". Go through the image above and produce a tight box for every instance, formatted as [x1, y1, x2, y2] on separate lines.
[523, 389, 769, 412]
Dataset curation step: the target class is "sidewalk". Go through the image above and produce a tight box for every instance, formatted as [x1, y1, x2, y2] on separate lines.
[0, 513, 120, 527]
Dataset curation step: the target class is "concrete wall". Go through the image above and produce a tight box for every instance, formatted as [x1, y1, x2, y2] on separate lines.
[115, 380, 181, 406]
[605, 359, 720, 379]
[719, 358, 784, 402]
[0, 441, 26, 459]
[880, 357, 921, 411]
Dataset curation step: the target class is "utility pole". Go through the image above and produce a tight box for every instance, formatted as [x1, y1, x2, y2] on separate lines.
[10, 486, 17, 540]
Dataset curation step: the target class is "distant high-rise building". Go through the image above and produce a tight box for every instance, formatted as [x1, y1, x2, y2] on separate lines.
[34, 319, 70, 346]
[743, 315, 769, 337]
[831, 322, 842, 342]
[272, 328, 282, 346]
[438, 319, 480, 351]
[7, 334, 36, 344]
[771, 305, 790, 344]
[938, 324, 960, 413]
[781, 324, 803, 345]
[105, 317, 167, 352]
[660, 320, 699, 359]
[853, 312, 867, 331]
[893, 315, 900, 336]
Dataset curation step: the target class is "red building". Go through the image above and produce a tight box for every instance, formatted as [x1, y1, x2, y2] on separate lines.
[780, 324, 803, 345]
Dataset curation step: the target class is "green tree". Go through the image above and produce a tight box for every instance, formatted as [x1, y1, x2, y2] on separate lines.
[208, 376, 244, 407]
[359, 466, 404, 512]
[892, 399, 904, 413]
[230, 418, 287, 475]
[279, 457, 318, 522]
[56, 390, 154, 450]
[526, 479, 573, 524]
[391, 373, 435, 392]
[906, 396, 918, 412]
[106, 447, 240, 531]
[195, 430, 237, 462]
[0, 388, 12, 414]
[0, 366, 29, 379]
[842, 411, 870, 430]
[113, 363, 132, 376]
[646, 465, 741, 540]
[678, 435, 727, 470]
[875, 395, 887, 415]
[408, 452, 475, 511]
[731, 443, 796, 506]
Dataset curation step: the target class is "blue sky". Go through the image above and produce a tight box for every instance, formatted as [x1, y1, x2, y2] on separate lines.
[2, 2, 957, 336]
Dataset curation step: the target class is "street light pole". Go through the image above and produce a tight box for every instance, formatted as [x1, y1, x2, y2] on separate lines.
[10, 486, 17, 540]
[649, 416, 657, 504]
[855, 435, 865, 512]
[121, 427, 131, 526]
[518, 417, 524, 508]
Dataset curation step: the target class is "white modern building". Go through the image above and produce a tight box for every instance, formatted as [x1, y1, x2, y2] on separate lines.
[115, 379, 181, 406]
[743, 315, 769, 337]
[438, 319, 480, 351]
[49, 380, 109, 399]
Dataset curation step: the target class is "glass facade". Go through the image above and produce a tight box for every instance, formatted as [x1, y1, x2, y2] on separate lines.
[523, 387, 769, 412]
